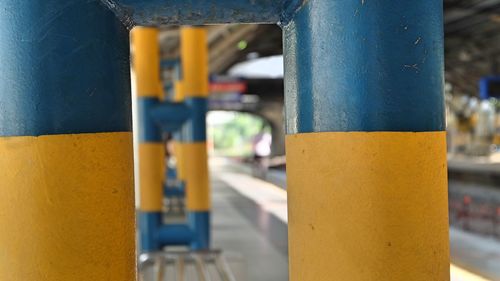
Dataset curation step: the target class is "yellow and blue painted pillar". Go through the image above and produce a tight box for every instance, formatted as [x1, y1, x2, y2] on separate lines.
[164, 63, 187, 198]
[0, 1, 135, 280]
[171, 81, 188, 198]
[284, 1, 450, 280]
[179, 27, 211, 250]
[133, 27, 200, 251]
[133, 27, 167, 252]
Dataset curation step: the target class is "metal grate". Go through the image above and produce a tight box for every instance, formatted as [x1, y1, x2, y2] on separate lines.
[139, 251, 237, 281]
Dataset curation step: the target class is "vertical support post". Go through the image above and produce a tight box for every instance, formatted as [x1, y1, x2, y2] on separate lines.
[174, 82, 187, 187]
[180, 27, 211, 250]
[283, 1, 449, 280]
[132, 27, 166, 252]
[0, 1, 135, 280]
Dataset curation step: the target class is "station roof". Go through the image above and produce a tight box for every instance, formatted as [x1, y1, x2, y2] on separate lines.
[159, 0, 500, 96]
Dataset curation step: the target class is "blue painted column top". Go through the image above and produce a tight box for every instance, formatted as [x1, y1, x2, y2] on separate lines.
[479, 77, 500, 100]
[0, 0, 132, 136]
[283, 0, 445, 134]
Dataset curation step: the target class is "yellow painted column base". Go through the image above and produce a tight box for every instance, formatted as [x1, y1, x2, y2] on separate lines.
[180, 142, 210, 211]
[0, 132, 136, 281]
[139, 143, 165, 212]
[286, 131, 450, 281]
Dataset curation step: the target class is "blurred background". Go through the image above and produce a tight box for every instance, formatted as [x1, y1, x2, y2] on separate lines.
[133, 2, 500, 280]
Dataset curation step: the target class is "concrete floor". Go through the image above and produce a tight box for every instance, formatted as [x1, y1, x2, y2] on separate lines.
[451, 228, 500, 280]
[211, 176, 289, 281]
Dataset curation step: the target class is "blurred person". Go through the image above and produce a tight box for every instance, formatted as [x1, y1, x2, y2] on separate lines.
[252, 127, 272, 178]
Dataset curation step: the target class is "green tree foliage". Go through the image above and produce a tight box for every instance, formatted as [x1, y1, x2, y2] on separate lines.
[208, 112, 269, 157]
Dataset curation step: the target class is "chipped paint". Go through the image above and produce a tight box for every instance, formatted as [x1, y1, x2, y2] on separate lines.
[100, 0, 307, 26]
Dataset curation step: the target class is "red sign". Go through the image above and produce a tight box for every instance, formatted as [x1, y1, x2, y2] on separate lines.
[210, 82, 247, 94]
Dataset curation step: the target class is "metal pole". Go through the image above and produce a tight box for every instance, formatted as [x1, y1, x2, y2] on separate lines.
[180, 27, 211, 250]
[132, 27, 166, 252]
[283, 1, 449, 280]
[0, 1, 135, 280]
[174, 82, 188, 189]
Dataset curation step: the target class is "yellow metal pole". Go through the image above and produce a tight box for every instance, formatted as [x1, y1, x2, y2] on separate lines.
[133, 27, 164, 100]
[180, 26, 211, 249]
[181, 28, 210, 99]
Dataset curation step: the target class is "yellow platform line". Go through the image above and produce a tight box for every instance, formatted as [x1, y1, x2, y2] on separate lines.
[450, 264, 491, 281]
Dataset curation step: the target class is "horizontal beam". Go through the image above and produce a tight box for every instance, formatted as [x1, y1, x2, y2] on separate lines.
[103, 0, 304, 26]
[158, 224, 195, 245]
[150, 101, 191, 133]
[164, 183, 185, 197]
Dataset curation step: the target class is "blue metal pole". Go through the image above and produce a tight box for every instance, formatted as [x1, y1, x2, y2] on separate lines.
[104, 0, 304, 25]
[284, 1, 449, 280]
[158, 224, 195, 245]
[0, 0, 135, 279]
